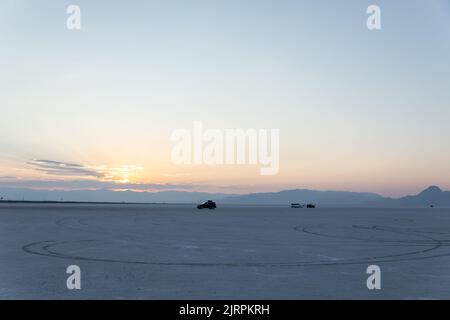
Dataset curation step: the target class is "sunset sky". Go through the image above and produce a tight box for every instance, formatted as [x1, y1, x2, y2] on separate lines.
[1, 0, 450, 197]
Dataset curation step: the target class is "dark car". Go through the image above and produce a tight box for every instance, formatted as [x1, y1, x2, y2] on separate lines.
[197, 200, 217, 210]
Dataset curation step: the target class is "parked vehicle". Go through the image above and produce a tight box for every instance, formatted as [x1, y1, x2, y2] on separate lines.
[197, 200, 217, 210]
[291, 203, 316, 208]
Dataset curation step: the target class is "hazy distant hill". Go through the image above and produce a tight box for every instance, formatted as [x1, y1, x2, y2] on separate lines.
[379, 186, 450, 207]
[0, 186, 449, 207]
[0, 187, 230, 204]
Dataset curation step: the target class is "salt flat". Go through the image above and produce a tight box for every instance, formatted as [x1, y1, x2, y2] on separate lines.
[1, 203, 450, 299]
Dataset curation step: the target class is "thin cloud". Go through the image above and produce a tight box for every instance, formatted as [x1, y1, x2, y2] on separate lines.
[27, 160, 105, 178]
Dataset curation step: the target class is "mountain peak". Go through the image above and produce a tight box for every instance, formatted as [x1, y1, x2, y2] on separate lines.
[419, 186, 443, 195]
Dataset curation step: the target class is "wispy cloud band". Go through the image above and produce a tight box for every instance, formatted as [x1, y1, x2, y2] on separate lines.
[27, 160, 105, 178]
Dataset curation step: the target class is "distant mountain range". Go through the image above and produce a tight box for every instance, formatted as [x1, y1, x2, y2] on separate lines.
[0, 188, 229, 204]
[379, 186, 450, 207]
[220, 189, 383, 206]
[0, 185, 448, 207]
[221, 185, 450, 207]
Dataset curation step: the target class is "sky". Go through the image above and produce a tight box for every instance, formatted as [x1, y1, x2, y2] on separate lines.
[0, 0, 449, 197]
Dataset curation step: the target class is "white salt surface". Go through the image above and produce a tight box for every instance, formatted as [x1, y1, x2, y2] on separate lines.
[1, 203, 449, 299]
